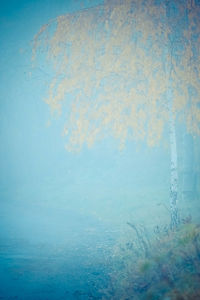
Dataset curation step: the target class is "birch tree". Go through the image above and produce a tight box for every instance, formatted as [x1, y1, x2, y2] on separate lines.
[32, 0, 200, 228]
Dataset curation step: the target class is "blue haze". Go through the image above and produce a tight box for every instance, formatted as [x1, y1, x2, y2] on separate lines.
[0, 0, 198, 299]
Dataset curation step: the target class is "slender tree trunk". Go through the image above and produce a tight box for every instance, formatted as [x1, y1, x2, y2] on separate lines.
[166, 81, 179, 229]
[165, 0, 179, 229]
[169, 102, 179, 229]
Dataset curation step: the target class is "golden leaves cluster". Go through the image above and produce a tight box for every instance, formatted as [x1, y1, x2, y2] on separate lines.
[33, 0, 200, 151]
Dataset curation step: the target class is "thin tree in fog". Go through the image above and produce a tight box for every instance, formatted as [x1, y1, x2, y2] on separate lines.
[32, 0, 200, 228]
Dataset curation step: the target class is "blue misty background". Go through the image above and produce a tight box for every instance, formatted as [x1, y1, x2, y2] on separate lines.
[0, 0, 198, 299]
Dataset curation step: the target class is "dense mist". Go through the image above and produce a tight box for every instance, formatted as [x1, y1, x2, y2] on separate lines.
[0, 0, 200, 299]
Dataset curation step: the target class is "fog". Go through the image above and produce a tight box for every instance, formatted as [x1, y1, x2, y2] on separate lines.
[0, 0, 200, 299]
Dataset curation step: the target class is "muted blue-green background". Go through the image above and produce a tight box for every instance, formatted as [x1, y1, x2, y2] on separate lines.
[0, 0, 198, 299]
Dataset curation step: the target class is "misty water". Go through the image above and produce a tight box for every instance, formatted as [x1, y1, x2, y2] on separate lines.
[1, 0, 200, 299]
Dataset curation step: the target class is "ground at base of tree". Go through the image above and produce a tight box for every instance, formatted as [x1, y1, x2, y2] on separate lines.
[101, 216, 200, 300]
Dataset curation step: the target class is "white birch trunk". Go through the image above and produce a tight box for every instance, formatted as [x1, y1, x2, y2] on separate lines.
[169, 100, 179, 228]
[165, 1, 179, 229]
[166, 80, 179, 228]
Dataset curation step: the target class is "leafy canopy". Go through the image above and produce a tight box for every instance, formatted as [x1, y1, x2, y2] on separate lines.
[33, 0, 200, 151]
